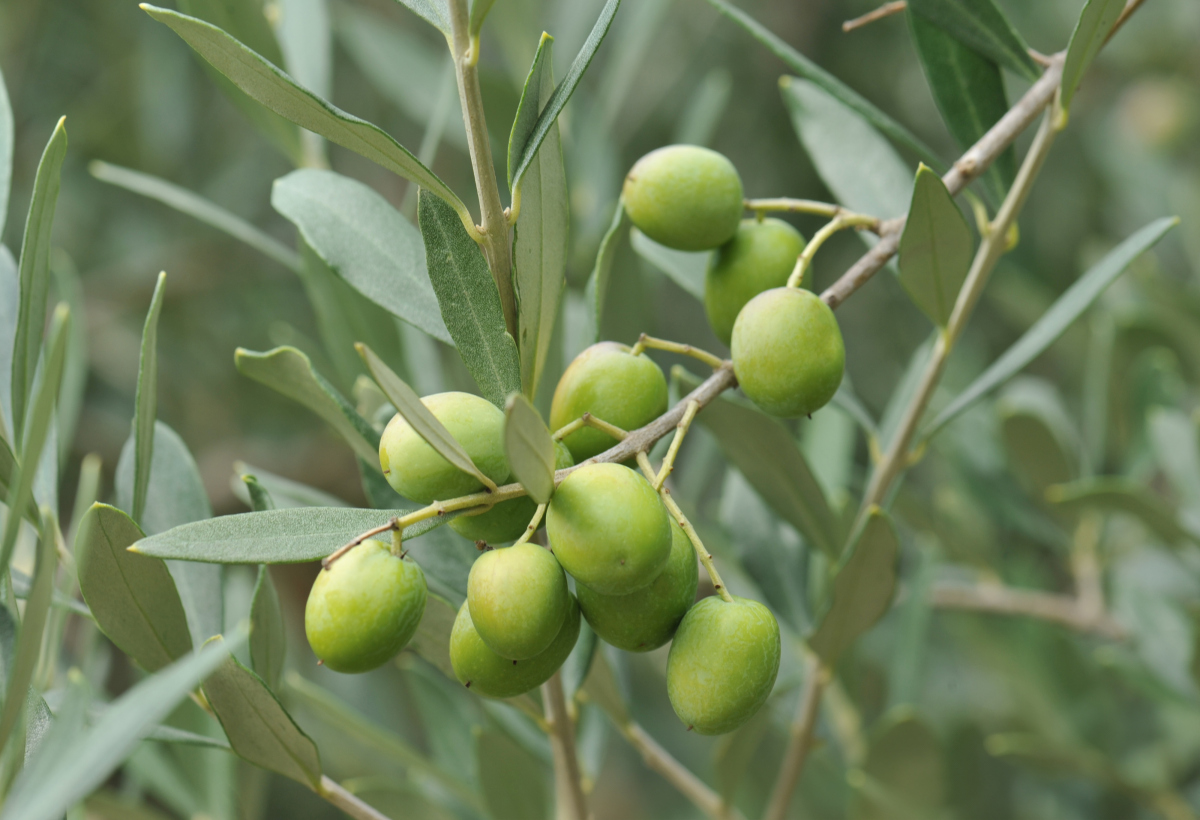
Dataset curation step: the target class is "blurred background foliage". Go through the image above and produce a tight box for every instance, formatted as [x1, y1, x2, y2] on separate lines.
[3, 0, 1200, 817]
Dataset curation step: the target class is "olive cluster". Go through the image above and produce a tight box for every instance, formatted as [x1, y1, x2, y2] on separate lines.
[304, 144, 849, 736]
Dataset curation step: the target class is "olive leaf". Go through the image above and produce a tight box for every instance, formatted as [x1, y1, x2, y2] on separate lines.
[907, 0, 1038, 81]
[849, 711, 945, 820]
[0, 433, 40, 527]
[898, 164, 973, 327]
[249, 566, 285, 689]
[407, 592, 459, 679]
[586, 201, 630, 343]
[477, 729, 548, 820]
[233, 460, 348, 509]
[630, 228, 707, 301]
[1046, 478, 1200, 549]
[242, 474, 276, 512]
[0, 66, 12, 236]
[997, 379, 1079, 500]
[131, 272, 167, 526]
[504, 393, 556, 505]
[468, 0, 496, 35]
[391, 0, 450, 35]
[1062, 0, 1126, 111]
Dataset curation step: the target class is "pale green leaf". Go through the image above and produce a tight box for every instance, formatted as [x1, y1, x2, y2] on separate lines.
[997, 378, 1078, 499]
[504, 393, 555, 504]
[1061, 0, 1125, 111]
[630, 228, 707, 301]
[586, 201, 629, 343]
[233, 460, 348, 509]
[132, 272, 167, 526]
[1148, 409, 1200, 510]
[579, 647, 629, 727]
[477, 729, 548, 820]
[249, 566, 285, 689]
[899, 164, 973, 326]
[1, 245, 16, 441]
[277, 0, 332, 100]
[10, 566, 91, 618]
[907, 0, 1038, 80]
[850, 711, 945, 820]
[0, 67, 12, 236]
[468, 0, 496, 35]
[1046, 478, 1200, 549]
[391, 0, 450, 34]
[0, 433, 40, 527]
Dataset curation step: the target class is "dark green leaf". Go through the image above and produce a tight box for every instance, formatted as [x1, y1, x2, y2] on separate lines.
[586, 202, 630, 343]
[504, 393, 555, 504]
[850, 710, 945, 820]
[132, 272, 167, 526]
[418, 190, 522, 407]
[907, 0, 1038, 80]
[10, 118, 67, 444]
[235, 346, 381, 466]
[898, 164, 973, 326]
[0, 67, 12, 235]
[249, 566, 285, 689]
[630, 229, 707, 301]
[926, 217, 1179, 436]
[1148, 409, 1200, 510]
[242, 474, 276, 512]
[997, 378, 1078, 499]
[1046, 477, 1200, 549]
[705, 0, 943, 169]
[1061, 0, 1125, 111]
[272, 170, 451, 343]
[809, 508, 899, 666]
[476, 728, 547, 820]
[202, 650, 321, 787]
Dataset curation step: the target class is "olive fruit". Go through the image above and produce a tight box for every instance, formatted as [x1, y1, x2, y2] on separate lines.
[577, 519, 698, 652]
[731, 287, 845, 418]
[666, 596, 781, 735]
[467, 543, 569, 660]
[305, 539, 427, 674]
[450, 593, 581, 698]
[622, 145, 744, 251]
[450, 441, 573, 543]
[546, 462, 671, 595]
[550, 343, 667, 462]
[379, 392, 510, 503]
[705, 218, 806, 346]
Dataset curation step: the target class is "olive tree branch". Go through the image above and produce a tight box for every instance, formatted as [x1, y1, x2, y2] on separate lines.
[842, 1, 907, 33]
[317, 775, 392, 820]
[543, 671, 590, 820]
[929, 581, 1126, 640]
[763, 655, 830, 820]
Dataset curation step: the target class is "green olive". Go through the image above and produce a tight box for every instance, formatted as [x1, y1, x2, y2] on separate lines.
[577, 519, 698, 652]
[304, 539, 427, 674]
[622, 145, 744, 251]
[546, 463, 671, 595]
[379, 392, 510, 504]
[731, 287, 845, 418]
[450, 441, 573, 543]
[450, 593, 581, 699]
[467, 543, 569, 660]
[705, 218, 806, 346]
[666, 596, 780, 735]
[549, 343, 667, 462]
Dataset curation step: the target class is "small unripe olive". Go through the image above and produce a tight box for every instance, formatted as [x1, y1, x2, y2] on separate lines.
[731, 287, 845, 418]
[450, 593, 581, 699]
[622, 145, 744, 251]
[666, 596, 780, 735]
[549, 343, 667, 462]
[705, 219, 807, 346]
[467, 543, 569, 660]
[450, 441, 573, 543]
[379, 392, 510, 504]
[546, 463, 671, 595]
[577, 519, 698, 652]
[305, 539, 427, 674]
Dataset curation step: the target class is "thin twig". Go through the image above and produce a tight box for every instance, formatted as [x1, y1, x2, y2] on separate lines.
[745, 197, 842, 218]
[655, 401, 700, 490]
[787, 213, 881, 289]
[1105, 0, 1148, 45]
[543, 672, 589, 820]
[621, 721, 746, 820]
[763, 656, 829, 820]
[513, 503, 547, 547]
[631, 334, 726, 371]
[842, 1, 907, 33]
[322, 518, 400, 568]
[930, 582, 1126, 640]
[317, 775, 392, 820]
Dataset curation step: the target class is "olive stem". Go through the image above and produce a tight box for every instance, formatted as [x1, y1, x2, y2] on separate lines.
[762, 655, 830, 820]
[744, 197, 843, 218]
[654, 401, 699, 490]
[786, 213, 881, 290]
[629, 334, 725, 371]
[513, 504, 547, 547]
[552, 413, 629, 443]
[316, 775, 391, 820]
[841, 1, 907, 32]
[542, 671, 590, 820]
[929, 579, 1125, 639]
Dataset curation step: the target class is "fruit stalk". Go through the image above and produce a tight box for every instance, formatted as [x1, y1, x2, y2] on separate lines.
[785, 212, 880, 289]
[543, 671, 589, 820]
[628, 334, 725, 371]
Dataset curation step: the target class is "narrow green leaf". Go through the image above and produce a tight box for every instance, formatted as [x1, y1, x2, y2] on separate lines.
[850, 711, 945, 820]
[925, 217, 1179, 436]
[407, 592, 459, 679]
[507, 34, 553, 191]
[886, 543, 936, 708]
[1046, 478, 1200, 549]
[809, 508, 899, 666]
[242, 474, 276, 512]
[512, 35, 569, 399]
[233, 461, 348, 509]
[142, 5, 474, 233]
[10, 118, 67, 444]
[76, 503, 193, 671]
[680, 368, 840, 558]
[417, 191, 522, 407]
[0, 632, 246, 820]
[89, 161, 301, 272]
[249, 566, 285, 689]
[704, 0, 943, 169]
[0, 507, 57, 751]
[358, 343, 492, 487]
[908, 12, 1014, 207]
[907, 0, 1039, 80]
[10, 566, 91, 618]
[391, 0, 450, 34]
[1, 304, 70, 573]
[203, 650, 321, 786]
[132, 272, 167, 526]
[586, 201, 630, 343]
[1061, 0, 1124, 111]
[0, 67, 12, 235]
[235, 346, 380, 466]
[998, 378, 1078, 499]
[579, 647, 629, 726]
[630, 229, 707, 301]
[276, 0, 332, 99]
[504, 393, 555, 504]
[781, 78, 913, 220]
[272, 170, 451, 344]
[142, 724, 231, 750]
[0, 435, 40, 527]
[468, 0, 496, 35]
[1148, 409, 1200, 510]
[50, 253, 88, 463]
[898, 165, 973, 326]
[510, 0, 621, 192]
[1, 244, 16, 442]
[477, 728, 548, 820]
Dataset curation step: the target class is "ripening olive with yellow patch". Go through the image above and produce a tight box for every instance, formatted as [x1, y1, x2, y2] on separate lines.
[550, 343, 668, 462]
[705, 218, 806, 346]
[666, 596, 780, 735]
[379, 392, 510, 504]
[450, 441, 573, 544]
[623, 145, 744, 251]
[731, 287, 845, 418]
[467, 543, 569, 660]
[304, 539, 427, 674]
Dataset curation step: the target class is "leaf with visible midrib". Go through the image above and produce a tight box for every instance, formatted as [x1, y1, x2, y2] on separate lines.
[132, 272, 167, 526]
[898, 165, 973, 327]
[418, 191, 522, 408]
[504, 393, 555, 504]
[907, 0, 1038, 81]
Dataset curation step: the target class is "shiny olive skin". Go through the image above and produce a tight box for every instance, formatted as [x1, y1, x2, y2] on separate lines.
[450, 593, 581, 698]
[731, 287, 845, 418]
[622, 145, 744, 251]
[379, 392, 509, 504]
[304, 539, 427, 674]
[666, 596, 781, 735]
[450, 441, 573, 543]
[549, 343, 667, 462]
[546, 463, 672, 595]
[705, 219, 806, 346]
[467, 543, 569, 660]
[577, 519, 698, 652]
